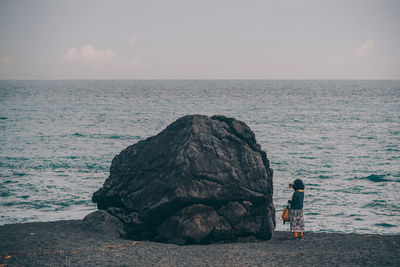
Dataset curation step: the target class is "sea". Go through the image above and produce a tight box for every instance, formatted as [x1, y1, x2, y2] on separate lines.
[0, 80, 399, 235]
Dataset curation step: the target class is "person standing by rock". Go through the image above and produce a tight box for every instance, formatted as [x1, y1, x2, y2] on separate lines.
[288, 179, 305, 239]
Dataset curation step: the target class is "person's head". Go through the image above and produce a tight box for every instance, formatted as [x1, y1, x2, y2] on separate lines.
[293, 179, 305, 191]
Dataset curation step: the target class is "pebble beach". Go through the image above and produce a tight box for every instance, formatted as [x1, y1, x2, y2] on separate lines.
[1, 220, 399, 266]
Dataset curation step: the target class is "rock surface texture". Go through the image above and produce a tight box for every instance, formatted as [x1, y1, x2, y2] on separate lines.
[90, 115, 275, 244]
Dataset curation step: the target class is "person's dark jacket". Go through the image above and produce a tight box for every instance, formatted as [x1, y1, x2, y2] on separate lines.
[288, 190, 304, 210]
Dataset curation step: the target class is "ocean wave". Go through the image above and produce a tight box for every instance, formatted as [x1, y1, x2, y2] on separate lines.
[363, 200, 387, 208]
[72, 132, 142, 140]
[375, 223, 396, 228]
[316, 175, 330, 179]
[353, 174, 398, 183]
[2, 199, 91, 211]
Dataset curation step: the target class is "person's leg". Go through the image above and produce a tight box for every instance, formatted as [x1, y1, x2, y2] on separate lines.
[300, 232, 303, 238]
[294, 232, 298, 238]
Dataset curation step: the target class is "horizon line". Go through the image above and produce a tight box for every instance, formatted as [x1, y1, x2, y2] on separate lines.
[1, 78, 400, 81]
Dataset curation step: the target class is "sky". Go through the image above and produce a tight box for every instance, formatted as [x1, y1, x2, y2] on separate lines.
[0, 0, 399, 79]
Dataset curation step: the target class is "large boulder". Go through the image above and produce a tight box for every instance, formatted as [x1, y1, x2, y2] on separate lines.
[91, 115, 275, 244]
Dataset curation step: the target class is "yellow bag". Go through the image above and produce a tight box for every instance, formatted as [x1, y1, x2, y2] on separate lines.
[281, 206, 290, 224]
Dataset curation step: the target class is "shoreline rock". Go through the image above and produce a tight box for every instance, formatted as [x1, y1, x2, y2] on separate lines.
[90, 115, 275, 244]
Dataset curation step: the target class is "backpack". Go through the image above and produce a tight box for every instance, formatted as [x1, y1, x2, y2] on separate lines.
[281, 205, 290, 224]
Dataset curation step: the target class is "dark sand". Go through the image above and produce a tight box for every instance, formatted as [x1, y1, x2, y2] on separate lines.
[0, 220, 399, 266]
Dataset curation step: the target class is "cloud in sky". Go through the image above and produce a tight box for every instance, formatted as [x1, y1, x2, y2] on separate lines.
[59, 44, 139, 78]
[329, 40, 400, 79]
[352, 40, 374, 60]
[0, 57, 10, 72]
[61, 45, 119, 64]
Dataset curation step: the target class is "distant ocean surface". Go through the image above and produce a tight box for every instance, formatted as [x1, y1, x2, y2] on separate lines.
[0, 80, 399, 234]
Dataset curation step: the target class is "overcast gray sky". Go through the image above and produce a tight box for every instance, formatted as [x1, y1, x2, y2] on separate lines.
[0, 0, 399, 79]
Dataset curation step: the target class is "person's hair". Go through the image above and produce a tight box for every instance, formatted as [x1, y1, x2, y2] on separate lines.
[293, 179, 305, 191]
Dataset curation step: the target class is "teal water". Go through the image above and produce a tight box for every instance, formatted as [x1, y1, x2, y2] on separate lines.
[0, 80, 399, 234]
